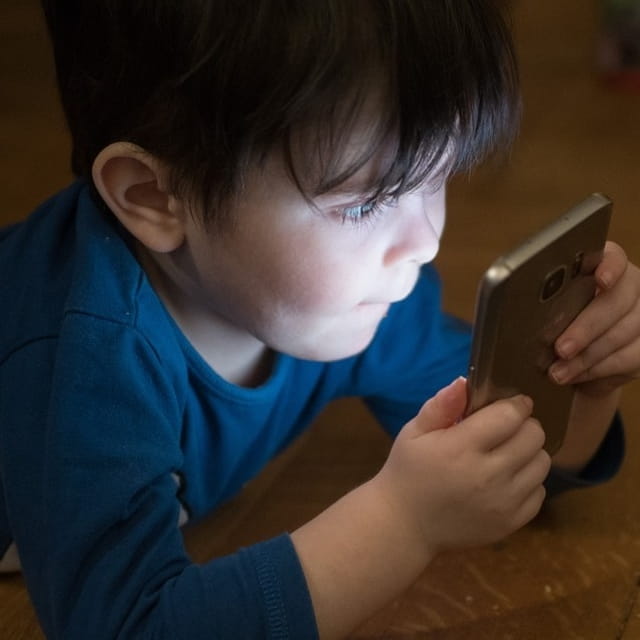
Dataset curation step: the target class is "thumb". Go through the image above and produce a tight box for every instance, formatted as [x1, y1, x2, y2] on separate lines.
[415, 377, 467, 435]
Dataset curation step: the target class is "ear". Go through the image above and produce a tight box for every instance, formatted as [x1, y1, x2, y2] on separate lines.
[92, 142, 186, 253]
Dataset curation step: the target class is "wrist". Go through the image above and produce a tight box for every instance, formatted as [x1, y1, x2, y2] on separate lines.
[367, 470, 439, 566]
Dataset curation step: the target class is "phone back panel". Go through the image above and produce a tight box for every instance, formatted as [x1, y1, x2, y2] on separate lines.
[465, 194, 612, 454]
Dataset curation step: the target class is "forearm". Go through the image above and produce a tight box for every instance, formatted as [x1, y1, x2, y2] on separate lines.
[291, 477, 434, 640]
[551, 388, 621, 473]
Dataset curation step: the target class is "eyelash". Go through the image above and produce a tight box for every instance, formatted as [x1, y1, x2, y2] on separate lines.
[338, 200, 384, 226]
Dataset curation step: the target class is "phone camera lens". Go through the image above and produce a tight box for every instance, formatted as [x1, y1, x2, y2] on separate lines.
[541, 266, 566, 301]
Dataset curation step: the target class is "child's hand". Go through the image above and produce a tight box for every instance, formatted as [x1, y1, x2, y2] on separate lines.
[549, 241, 640, 396]
[374, 378, 550, 558]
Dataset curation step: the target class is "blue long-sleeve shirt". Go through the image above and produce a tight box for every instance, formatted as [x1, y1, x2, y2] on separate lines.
[0, 182, 623, 638]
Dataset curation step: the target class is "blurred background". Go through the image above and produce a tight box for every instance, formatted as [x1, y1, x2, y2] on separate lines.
[1, 0, 639, 638]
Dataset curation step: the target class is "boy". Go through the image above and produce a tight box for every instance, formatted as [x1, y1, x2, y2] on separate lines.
[0, 1, 637, 638]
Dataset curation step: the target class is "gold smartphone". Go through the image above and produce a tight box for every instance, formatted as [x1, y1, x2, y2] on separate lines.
[465, 193, 612, 454]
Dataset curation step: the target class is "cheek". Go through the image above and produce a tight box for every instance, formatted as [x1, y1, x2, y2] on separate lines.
[269, 252, 371, 317]
[250, 227, 373, 315]
[267, 267, 353, 317]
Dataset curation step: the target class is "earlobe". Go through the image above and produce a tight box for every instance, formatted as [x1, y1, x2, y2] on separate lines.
[92, 143, 185, 253]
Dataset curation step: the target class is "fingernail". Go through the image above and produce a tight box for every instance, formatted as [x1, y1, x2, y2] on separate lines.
[550, 362, 569, 384]
[443, 376, 465, 390]
[598, 271, 612, 289]
[436, 376, 465, 399]
[521, 395, 534, 411]
[557, 339, 577, 359]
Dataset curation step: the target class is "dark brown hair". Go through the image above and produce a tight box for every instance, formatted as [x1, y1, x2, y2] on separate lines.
[40, 1, 520, 225]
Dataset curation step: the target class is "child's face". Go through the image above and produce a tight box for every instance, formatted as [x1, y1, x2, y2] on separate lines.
[171, 151, 446, 362]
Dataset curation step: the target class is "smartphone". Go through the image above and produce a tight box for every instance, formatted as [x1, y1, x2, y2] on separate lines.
[465, 193, 612, 454]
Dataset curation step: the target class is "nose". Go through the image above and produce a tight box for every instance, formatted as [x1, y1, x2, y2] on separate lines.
[383, 188, 445, 266]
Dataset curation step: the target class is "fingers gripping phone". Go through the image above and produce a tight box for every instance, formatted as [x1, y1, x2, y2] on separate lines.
[465, 194, 612, 454]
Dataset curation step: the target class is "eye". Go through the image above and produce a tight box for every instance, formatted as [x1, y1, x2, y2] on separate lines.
[339, 200, 383, 225]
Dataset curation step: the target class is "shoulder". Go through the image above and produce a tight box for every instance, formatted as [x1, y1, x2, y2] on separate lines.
[0, 183, 84, 357]
[0, 182, 178, 358]
[0, 182, 189, 408]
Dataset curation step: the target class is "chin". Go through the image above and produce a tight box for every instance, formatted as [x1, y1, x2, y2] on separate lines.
[292, 329, 379, 362]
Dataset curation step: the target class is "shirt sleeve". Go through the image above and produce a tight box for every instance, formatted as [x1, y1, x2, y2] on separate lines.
[1, 314, 317, 639]
[544, 412, 625, 498]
